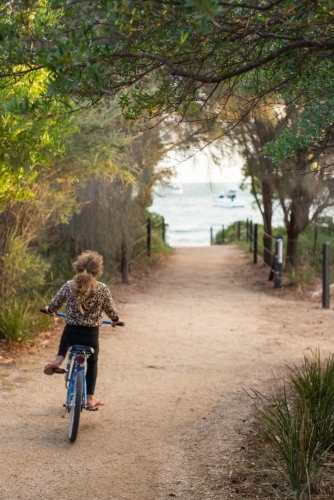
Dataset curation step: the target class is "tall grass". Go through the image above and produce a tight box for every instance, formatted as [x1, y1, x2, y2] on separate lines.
[289, 351, 334, 453]
[252, 351, 334, 498]
[0, 297, 52, 342]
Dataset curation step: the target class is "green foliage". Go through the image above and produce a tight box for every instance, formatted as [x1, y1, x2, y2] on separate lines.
[0, 296, 53, 342]
[216, 219, 334, 285]
[148, 212, 171, 256]
[214, 220, 247, 244]
[0, 69, 74, 207]
[263, 91, 334, 166]
[3, 0, 334, 125]
[289, 351, 334, 453]
[286, 220, 334, 283]
[252, 351, 334, 497]
[283, 264, 316, 289]
[254, 384, 322, 496]
[0, 299, 31, 342]
[0, 236, 50, 300]
[63, 99, 137, 184]
[131, 211, 171, 264]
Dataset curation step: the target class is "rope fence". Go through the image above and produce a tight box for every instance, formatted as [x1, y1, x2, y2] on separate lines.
[257, 227, 275, 269]
[130, 216, 166, 261]
[210, 220, 332, 306]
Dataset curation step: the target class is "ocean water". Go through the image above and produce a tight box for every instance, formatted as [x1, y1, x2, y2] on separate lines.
[150, 183, 283, 247]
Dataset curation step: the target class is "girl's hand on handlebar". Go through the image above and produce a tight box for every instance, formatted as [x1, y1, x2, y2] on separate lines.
[112, 319, 124, 328]
[40, 306, 56, 317]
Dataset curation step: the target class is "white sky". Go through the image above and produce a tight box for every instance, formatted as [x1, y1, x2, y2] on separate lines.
[161, 148, 244, 183]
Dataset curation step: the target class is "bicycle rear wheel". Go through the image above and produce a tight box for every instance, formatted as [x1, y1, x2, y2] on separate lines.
[69, 370, 83, 443]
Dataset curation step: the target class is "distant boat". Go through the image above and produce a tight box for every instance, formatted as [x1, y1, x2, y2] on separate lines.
[212, 189, 245, 208]
[171, 182, 183, 194]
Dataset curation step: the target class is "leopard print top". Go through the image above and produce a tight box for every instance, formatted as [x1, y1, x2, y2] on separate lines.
[47, 281, 119, 327]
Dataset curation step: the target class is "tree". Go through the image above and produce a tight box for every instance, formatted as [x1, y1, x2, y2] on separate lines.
[2, 0, 334, 122]
[48, 98, 173, 284]
[263, 106, 334, 267]
[226, 103, 290, 264]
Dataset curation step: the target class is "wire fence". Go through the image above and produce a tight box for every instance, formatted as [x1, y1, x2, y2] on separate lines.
[211, 220, 283, 288]
[257, 228, 275, 269]
[129, 216, 166, 264]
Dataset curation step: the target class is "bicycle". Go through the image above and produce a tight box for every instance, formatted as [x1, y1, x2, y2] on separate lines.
[40, 310, 124, 443]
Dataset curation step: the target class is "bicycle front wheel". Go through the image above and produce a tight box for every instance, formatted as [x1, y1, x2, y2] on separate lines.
[69, 370, 83, 443]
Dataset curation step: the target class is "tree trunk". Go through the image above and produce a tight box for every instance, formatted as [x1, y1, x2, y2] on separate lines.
[261, 178, 273, 266]
[120, 239, 130, 284]
[284, 148, 310, 268]
[286, 230, 298, 268]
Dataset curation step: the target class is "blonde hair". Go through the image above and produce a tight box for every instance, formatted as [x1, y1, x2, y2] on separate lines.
[71, 251, 103, 314]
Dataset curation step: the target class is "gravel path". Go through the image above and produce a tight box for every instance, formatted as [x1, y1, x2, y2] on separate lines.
[0, 246, 333, 500]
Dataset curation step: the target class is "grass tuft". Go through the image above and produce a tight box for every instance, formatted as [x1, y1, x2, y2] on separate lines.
[0, 296, 52, 343]
[251, 351, 334, 498]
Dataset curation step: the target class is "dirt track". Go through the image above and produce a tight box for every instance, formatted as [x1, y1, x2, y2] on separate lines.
[1, 246, 333, 500]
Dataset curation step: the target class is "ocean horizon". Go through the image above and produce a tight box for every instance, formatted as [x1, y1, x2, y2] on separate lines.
[149, 182, 283, 247]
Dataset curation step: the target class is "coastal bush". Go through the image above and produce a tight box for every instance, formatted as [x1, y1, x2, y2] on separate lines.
[214, 220, 248, 244]
[0, 296, 53, 343]
[131, 211, 171, 263]
[0, 235, 50, 300]
[252, 351, 334, 498]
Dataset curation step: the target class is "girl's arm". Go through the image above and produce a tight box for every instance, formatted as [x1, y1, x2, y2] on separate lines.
[103, 286, 119, 322]
[46, 283, 69, 313]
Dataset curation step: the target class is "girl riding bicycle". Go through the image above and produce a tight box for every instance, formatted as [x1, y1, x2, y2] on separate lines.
[43, 250, 122, 410]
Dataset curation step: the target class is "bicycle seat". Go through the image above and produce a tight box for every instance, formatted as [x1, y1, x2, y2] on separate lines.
[69, 345, 95, 355]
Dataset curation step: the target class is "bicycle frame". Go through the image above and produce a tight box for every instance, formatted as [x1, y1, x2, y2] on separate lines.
[39, 309, 124, 442]
[64, 347, 90, 413]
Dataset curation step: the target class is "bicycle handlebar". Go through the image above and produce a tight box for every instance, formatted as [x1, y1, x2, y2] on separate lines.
[40, 309, 124, 326]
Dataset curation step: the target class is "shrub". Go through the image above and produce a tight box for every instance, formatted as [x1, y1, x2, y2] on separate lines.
[0, 235, 50, 300]
[0, 296, 53, 343]
[252, 351, 334, 498]
[0, 299, 31, 342]
[289, 350, 334, 454]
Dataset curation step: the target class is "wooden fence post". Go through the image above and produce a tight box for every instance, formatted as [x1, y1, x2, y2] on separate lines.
[274, 235, 283, 289]
[253, 224, 258, 264]
[249, 220, 253, 251]
[323, 242, 330, 309]
[121, 239, 130, 284]
[162, 217, 165, 243]
[147, 217, 151, 257]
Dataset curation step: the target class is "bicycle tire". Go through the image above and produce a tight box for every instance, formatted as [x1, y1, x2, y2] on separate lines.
[69, 370, 83, 443]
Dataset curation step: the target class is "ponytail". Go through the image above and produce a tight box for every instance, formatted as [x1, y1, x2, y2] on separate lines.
[70, 251, 103, 314]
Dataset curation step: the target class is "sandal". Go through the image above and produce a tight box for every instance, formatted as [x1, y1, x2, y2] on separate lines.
[87, 400, 105, 410]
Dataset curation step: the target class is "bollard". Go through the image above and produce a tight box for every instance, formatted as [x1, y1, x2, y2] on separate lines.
[237, 221, 241, 241]
[249, 220, 253, 251]
[222, 225, 225, 244]
[274, 235, 283, 289]
[210, 227, 213, 245]
[147, 217, 151, 257]
[322, 242, 330, 309]
[246, 219, 249, 242]
[162, 217, 165, 243]
[253, 224, 258, 264]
